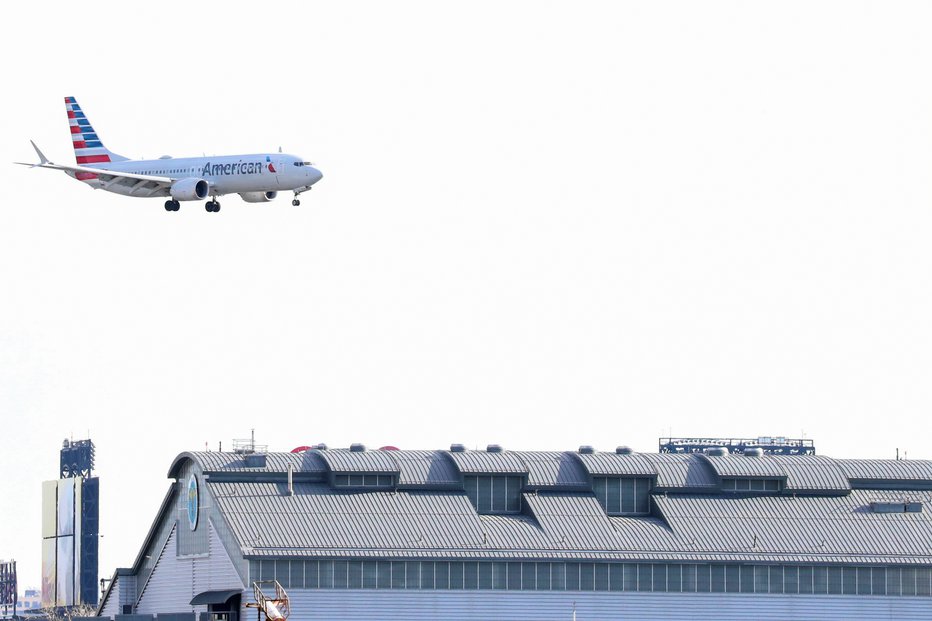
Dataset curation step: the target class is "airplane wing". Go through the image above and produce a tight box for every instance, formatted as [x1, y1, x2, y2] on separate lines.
[14, 160, 177, 196]
[15, 142, 178, 197]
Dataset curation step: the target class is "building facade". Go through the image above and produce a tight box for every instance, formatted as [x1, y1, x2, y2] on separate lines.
[97, 445, 932, 620]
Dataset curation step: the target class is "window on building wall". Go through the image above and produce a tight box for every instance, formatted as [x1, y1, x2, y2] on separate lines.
[592, 477, 651, 514]
[463, 475, 523, 513]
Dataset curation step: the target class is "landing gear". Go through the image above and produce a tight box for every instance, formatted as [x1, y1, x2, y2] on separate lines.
[292, 186, 312, 206]
[205, 200, 221, 212]
[164, 200, 180, 211]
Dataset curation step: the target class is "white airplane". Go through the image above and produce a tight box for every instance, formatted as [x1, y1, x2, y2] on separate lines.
[16, 97, 323, 212]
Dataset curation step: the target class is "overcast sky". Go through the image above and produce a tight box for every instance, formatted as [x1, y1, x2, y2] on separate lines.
[2, 0, 932, 593]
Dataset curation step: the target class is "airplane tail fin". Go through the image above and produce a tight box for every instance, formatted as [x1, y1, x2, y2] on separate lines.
[64, 96, 129, 165]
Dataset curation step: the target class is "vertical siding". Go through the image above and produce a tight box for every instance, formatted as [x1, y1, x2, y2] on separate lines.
[98, 576, 120, 617]
[280, 589, 932, 621]
[135, 522, 243, 615]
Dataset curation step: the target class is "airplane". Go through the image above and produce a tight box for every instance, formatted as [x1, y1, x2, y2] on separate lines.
[15, 97, 323, 213]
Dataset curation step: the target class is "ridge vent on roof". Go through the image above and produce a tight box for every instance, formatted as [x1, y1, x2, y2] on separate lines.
[578, 445, 595, 454]
[350, 443, 366, 452]
[450, 443, 466, 453]
[706, 447, 728, 456]
[487, 444, 503, 453]
[616, 446, 633, 455]
[744, 448, 764, 457]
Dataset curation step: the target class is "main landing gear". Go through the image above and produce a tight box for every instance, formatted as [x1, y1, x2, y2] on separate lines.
[205, 199, 221, 213]
[164, 200, 180, 211]
[292, 199, 300, 206]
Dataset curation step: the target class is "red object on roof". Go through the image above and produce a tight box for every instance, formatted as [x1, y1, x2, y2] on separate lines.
[378, 446, 400, 451]
[290, 446, 313, 453]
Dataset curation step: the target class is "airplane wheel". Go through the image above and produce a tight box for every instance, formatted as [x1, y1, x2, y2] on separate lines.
[292, 199, 300, 206]
[205, 202, 213, 212]
[214, 202, 221, 212]
[171, 201, 180, 211]
[164, 200, 173, 211]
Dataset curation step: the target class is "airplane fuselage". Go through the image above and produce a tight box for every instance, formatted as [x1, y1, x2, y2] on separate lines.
[80, 152, 322, 198]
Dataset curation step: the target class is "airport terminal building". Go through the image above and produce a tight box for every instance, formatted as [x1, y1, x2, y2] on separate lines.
[97, 441, 932, 620]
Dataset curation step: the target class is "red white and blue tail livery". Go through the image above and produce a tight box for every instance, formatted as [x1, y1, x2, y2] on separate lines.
[16, 97, 323, 212]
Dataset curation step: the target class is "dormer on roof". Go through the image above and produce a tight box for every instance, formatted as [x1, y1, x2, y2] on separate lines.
[316, 447, 400, 489]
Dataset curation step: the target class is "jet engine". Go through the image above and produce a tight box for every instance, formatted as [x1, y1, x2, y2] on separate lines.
[239, 191, 278, 203]
[170, 178, 209, 201]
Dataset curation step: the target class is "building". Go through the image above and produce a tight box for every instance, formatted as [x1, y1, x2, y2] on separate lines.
[42, 439, 99, 608]
[97, 443, 932, 620]
[19, 588, 42, 613]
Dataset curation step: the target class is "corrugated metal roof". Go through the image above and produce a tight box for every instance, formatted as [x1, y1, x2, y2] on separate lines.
[170, 451, 327, 476]
[653, 490, 932, 561]
[207, 481, 932, 565]
[445, 450, 528, 475]
[836, 459, 932, 483]
[573, 452, 657, 477]
[316, 449, 400, 474]
[771, 456, 851, 492]
[389, 450, 461, 486]
[639, 453, 718, 489]
[702, 455, 850, 492]
[702, 455, 786, 478]
[509, 451, 589, 488]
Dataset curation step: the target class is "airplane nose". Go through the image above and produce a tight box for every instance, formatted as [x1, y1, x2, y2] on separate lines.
[307, 167, 323, 185]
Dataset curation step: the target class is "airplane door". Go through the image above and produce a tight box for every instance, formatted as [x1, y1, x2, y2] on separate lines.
[275, 158, 286, 188]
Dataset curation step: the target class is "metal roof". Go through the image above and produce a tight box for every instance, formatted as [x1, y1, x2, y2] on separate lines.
[573, 452, 657, 477]
[509, 451, 589, 488]
[207, 480, 932, 565]
[702, 454, 851, 492]
[653, 490, 932, 561]
[389, 450, 461, 487]
[168, 451, 327, 477]
[836, 459, 932, 483]
[444, 449, 528, 475]
[315, 449, 400, 474]
[638, 453, 718, 489]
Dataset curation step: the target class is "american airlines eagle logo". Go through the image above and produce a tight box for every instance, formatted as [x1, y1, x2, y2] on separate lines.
[266, 155, 276, 173]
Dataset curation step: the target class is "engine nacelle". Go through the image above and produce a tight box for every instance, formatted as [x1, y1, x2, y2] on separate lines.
[170, 178, 209, 201]
[238, 191, 278, 203]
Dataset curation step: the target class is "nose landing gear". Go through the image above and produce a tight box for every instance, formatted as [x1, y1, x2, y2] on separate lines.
[292, 185, 313, 206]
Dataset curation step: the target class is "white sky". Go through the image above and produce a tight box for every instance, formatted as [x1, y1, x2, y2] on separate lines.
[2, 0, 931, 594]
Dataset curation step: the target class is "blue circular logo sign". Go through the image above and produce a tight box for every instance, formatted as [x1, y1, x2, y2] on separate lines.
[187, 474, 199, 531]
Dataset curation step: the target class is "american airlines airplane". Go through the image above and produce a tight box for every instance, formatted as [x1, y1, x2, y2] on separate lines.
[16, 97, 323, 212]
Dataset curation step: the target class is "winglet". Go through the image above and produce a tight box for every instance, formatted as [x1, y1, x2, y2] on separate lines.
[30, 140, 50, 165]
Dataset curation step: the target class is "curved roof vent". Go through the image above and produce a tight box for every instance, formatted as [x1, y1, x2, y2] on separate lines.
[350, 443, 366, 452]
[578, 445, 595, 454]
[487, 444, 503, 453]
[744, 447, 764, 457]
[706, 446, 728, 456]
[615, 446, 633, 455]
[450, 443, 466, 453]
[315, 443, 328, 451]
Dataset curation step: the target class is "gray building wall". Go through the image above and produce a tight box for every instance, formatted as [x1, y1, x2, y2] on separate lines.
[135, 522, 243, 615]
[280, 589, 932, 621]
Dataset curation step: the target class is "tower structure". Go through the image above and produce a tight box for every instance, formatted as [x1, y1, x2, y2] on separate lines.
[41, 439, 99, 609]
